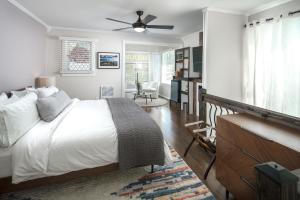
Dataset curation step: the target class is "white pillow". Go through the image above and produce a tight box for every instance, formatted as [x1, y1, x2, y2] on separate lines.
[37, 86, 59, 98]
[0, 93, 40, 147]
[26, 87, 38, 94]
[0, 93, 8, 103]
[0, 95, 19, 105]
[11, 90, 28, 98]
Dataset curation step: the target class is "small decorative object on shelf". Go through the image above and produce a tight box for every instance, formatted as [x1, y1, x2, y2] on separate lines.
[175, 69, 182, 79]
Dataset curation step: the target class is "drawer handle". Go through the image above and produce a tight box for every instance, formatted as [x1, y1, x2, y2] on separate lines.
[240, 148, 262, 163]
[240, 176, 256, 191]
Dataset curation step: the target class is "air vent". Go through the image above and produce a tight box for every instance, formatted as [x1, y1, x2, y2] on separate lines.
[100, 85, 114, 98]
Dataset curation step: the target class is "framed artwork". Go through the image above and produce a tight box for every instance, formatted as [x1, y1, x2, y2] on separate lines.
[97, 52, 120, 69]
[60, 37, 96, 74]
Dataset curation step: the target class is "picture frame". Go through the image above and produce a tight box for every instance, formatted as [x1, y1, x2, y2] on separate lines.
[97, 52, 120, 69]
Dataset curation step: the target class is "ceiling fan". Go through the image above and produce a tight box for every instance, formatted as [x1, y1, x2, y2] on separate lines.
[106, 11, 174, 33]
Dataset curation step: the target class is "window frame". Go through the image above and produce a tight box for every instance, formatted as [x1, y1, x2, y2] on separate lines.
[161, 49, 175, 85]
[125, 51, 151, 90]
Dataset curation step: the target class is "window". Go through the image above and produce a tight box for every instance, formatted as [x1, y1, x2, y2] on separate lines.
[161, 50, 175, 84]
[125, 52, 150, 89]
[60, 37, 95, 75]
[243, 16, 300, 117]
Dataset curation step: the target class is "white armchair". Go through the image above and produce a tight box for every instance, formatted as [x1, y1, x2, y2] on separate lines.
[140, 81, 159, 99]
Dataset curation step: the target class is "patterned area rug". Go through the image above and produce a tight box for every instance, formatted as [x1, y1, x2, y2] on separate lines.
[134, 97, 168, 107]
[0, 148, 215, 200]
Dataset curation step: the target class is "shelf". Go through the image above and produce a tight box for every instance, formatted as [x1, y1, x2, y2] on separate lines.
[181, 91, 189, 95]
[188, 77, 202, 81]
[175, 77, 201, 81]
[176, 78, 191, 81]
[181, 78, 189, 81]
[176, 68, 188, 71]
[173, 47, 195, 114]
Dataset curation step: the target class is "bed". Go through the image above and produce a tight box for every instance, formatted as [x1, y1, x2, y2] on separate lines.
[0, 90, 172, 193]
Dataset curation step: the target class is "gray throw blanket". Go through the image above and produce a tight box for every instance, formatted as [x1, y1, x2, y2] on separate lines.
[106, 98, 165, 170]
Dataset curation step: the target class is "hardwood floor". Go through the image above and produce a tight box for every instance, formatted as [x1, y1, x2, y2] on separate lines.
[144, 103, 229, 200]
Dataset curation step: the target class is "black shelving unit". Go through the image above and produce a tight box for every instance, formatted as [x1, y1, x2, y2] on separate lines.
[171, 42, 203, 113]
[170, 47, 190, 113]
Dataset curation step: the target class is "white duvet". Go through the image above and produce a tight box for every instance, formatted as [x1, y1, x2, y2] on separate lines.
[12, 99, 172, 184]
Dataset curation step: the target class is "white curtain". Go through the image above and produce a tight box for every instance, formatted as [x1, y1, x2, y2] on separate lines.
[151, 53, 162, 83]
[243, 15, 300, 117]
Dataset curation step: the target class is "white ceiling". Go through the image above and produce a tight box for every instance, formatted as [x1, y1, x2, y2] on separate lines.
[14, 0, 281, 38]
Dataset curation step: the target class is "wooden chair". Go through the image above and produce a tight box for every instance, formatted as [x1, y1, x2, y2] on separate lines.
[184, 120, 216, 180]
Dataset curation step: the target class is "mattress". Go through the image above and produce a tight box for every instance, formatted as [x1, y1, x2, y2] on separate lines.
[0, 147, 12, 178]
[10, 99, 173, 183]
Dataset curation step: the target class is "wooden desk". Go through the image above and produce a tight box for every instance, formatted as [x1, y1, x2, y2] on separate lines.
[216, 114, 300, 200]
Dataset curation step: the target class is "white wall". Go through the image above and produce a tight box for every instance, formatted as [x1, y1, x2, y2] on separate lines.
[126, 44, 170, 52]
[0, 0, 47, 92]
[203, 10, 246, 101]
[248, 1, 300, 22]
[46, 29, 182, 100]
[182, 31, 200, 47]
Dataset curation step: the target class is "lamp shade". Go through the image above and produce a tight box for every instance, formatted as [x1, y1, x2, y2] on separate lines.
[35, 76, 56, 88]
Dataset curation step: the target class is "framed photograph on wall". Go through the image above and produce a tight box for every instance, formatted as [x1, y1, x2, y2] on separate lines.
[97, 52, 120, 69]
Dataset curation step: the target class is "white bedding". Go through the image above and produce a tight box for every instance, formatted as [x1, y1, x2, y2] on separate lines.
[0, 147, 12, 178]
[11, 99, 172, 184]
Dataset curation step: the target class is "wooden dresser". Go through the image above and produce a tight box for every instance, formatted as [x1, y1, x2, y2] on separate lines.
[216, 114, 300, 200]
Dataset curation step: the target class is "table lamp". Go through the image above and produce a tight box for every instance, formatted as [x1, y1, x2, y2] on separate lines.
[35, 76, 56, 88]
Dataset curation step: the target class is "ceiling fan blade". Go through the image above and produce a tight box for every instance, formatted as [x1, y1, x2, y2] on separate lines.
[112, 27, 132, 31]
[106, 18, 132, 25]
[147, 25, 174, 29]
[142, 15, 157, 24]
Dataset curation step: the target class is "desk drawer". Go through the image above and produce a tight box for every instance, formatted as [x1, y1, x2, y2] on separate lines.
[217, 137, 258, 186]
[217, 117, 300, 170]
[216, 159, 256, 200]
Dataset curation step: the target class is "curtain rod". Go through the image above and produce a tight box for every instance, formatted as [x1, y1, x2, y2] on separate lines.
[289, 10, 300, 16]
[244, 9, 300, 28]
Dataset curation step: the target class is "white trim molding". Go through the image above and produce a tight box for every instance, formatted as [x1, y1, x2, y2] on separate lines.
[8, 0, 52, 32]
[246, 0, 293, 16]
[59, 36, 98, 42]
[202, 8, 208, 89]
[52, 26, 110, 34]
[206, 7, 245, 15]
[123, 40, 182, 49]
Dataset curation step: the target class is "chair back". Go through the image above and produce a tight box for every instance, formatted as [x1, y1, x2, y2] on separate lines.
[141, 81, 159, 90]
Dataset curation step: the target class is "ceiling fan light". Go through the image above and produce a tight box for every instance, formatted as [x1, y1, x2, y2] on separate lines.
[134, 27, 145, 32]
